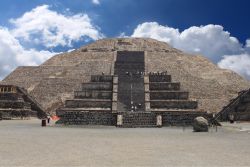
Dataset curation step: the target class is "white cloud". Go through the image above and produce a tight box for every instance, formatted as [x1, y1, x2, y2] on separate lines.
[246, 39, 250, 53]
[218, 54, 250, 80]
[0, 4, 104, 80]
[246, 39, 250, 47]
[10, 5, 103, 48]
[92, 0, 100, 5]
[132, 22, 243, 62]
[0, 27, 57, 79]
[131, 22, 250, 80]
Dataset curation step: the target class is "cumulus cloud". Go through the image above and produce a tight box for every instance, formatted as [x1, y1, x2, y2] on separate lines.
[0, 27, 57, 79]
[92, 0, 100, 5]
[132, 22, 250, 80]
[218, 54, 250, 79]
[10, 5, 103, 48]
[132, 22, 244, 62]
[0, 5, 104, 80]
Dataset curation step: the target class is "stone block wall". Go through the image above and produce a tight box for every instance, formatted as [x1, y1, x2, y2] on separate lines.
[65, 99, 112, 108]
[57, 111, 115, 125]
[218, 89, 250, 121]
[118, 112, 156, 127]
[0, 87, 33, 119]
[74, 90, 112, 99]
[149, 82, 180, 90]
[150, 91, 189, 100]
[56, 74, 114, 125]
[150, 100, 198, 109]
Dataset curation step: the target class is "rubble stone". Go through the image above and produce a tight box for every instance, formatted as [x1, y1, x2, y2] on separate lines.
[193, 116, 209, 132]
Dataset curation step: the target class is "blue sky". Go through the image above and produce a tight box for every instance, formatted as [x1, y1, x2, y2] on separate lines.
[0, 0, 250, 80]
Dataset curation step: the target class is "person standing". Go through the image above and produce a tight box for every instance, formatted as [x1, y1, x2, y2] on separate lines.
[47, 115, 50, 124]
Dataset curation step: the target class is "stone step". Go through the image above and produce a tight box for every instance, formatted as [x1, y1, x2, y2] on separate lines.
[149, 75, 171, 82]
[56, 108, 111, 117]
[0, 93, 21, 101]
[0, 108, 31, 112]
[115, 63, 144, 68]
[0, 109, 32, 120]
[150, 100, 198, 109]
[149, 91, 189, 100]
[58, 107, 111, 112]
[81, 82, 112, 90]
[91, 75, 113, 82]
[150, 108, 200, 112]
[149, 82, 180, 90]
[74, 90, 112, 99]
[115, 70, 145, 76]
[0, 101, 31, 109]
[65, 99, 112, 108]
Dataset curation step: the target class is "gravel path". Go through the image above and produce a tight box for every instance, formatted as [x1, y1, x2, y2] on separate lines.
[0, 119, 250, 167]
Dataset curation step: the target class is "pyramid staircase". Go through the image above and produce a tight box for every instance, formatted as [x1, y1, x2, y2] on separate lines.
[117, 72, 208, 127]
[57, 72, 209, 127]
[57, 51, 208, 127]
[56, 75, 115, 125]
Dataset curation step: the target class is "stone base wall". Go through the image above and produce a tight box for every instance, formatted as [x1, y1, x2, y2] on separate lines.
[57, 111, 115, 125]
[118, 112, 156, 128]
[57, 111, 211, 127]
[161, 112, 210, 126]
[0, 109, 33, 120]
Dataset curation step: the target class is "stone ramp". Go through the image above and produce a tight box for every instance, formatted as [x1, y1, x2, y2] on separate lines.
[216, 89, 250, 121]
[17, 87, 47, 118]
[115, 51, 145, 112]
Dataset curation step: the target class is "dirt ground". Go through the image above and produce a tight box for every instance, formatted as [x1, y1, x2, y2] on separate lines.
[0, 119, 250, 167]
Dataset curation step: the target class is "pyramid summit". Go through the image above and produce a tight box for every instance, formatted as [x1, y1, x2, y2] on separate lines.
[1, 38, 249, 118]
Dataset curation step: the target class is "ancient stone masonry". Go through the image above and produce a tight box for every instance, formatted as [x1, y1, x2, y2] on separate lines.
[56, 75, 115, 125]
[145, 72, 209, 127]
[2, 38, 250, 115]
[2, 38, 250, 126]
[57, 51, 210, 127]
[0, 85, 46, 119]
[217, 89, 250, 121]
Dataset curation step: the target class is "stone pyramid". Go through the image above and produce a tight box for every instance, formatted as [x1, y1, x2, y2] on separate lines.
[1, 38, 249, 114]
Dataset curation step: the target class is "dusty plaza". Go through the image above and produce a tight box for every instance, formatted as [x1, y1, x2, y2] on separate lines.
[0, 119, 250, 167]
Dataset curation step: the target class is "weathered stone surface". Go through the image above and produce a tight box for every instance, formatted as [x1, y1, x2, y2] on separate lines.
[1, 38, 250, 114]
[119, 112, 157, 128]
[57, 111, 114, 125]
[0, 85, 46, 119]
[217, 89, 250, 121]
[193, 116, 209, 132]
